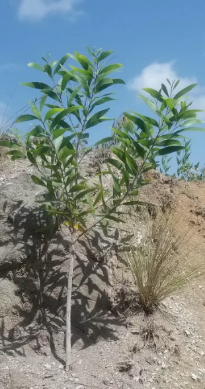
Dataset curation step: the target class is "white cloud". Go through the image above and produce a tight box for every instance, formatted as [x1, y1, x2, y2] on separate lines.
[128, 61, 205, 119]
[17, 0, 83, 22]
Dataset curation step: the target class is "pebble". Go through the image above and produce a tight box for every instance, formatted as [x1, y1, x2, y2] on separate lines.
[191, 373, 200, 381]
[184, 330, 190, 336]
[44, 363, 52, 370]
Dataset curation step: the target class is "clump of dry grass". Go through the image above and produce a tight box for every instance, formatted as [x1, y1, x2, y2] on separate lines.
[126, 211, 202, 313]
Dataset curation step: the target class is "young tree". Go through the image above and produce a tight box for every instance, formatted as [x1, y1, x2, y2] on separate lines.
[1, 51, 204, 369]
[176, 139, 201, 180]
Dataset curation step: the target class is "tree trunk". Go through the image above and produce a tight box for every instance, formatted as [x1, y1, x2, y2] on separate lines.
[66, 229, 76, 371]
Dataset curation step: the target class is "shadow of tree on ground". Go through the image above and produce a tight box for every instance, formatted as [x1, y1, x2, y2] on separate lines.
[0, 204, 126, 365]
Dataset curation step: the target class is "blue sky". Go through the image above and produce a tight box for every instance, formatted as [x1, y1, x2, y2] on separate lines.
[1, 0, 205, 170]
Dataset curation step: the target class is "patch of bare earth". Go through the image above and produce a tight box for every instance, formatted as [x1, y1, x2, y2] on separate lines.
[1, 160, 205, 388]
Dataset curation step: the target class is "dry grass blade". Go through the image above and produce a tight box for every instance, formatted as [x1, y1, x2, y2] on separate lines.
[126, 210, 203, 313]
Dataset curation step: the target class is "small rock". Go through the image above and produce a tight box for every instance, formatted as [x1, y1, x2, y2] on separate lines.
[146, 356, 156, 365]
[184, 330, 190, 336]
[44, 363, 52, 370]
[130, 327, 140, 335]
[191, 373, 200, 381]
[117, 359, 133, 372]
[103, 379, 109, 385]
[76, 386, 85, 389]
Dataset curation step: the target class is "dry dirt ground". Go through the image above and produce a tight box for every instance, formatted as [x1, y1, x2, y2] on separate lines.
[1, 158, 205, 389]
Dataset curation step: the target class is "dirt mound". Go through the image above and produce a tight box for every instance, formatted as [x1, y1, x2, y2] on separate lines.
[1, 158, 205, 388]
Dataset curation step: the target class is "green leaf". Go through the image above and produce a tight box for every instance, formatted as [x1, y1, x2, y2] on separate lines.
[27, 125, 46, 137]
[129, 190, 139, 196]
[179, 110, 203, 120]
[95, 72, 114, 84]
[73, 188, 96, 201]
[173, 80, 180, 89]
[90, 96, 115, 112]
[78, 210, 94, 217]
[124, 113, 150, 134]
[157, 139, 181, 147]
[86, 109, 110, 129]
[98, 51, 114, 62]
[0, 140, 19, 148]
[58, 146, 75, 161]
[93, 188, 104, 206]
[112, 147, 126, 163]
[64, 169, 76, 187]
[99, 64, 123, 75]
[133, 142, 146, 158]
[70, 65, 93, 77]
[31, 175, 47, 187]
[40, 95, 47, 112]
[61, 72, 74, 90]
[59, 119, 72, 129]
[55, 135, 63, 153]
[156, 146, 185, 156]
[5, 150, 26, 159]
[104, 215, 125, 223]
[95, 136, 113, 146]
[182, 118, 203, 127]
[94, 78, 113, 93]
[43, 90, 61, 102]
[86, 46, 93, 56]
[174, 84, 197, 100]
[130, 112, 159, 127]
[69, 184, 88, 193]
[59, 136, 75, 151]
[161, 83, 169, 97]
[68, 71, 90, 96]
[126, 154, 138, 174]
[143, 88, 163, 102]
[112, 174, 121, 196]
[28, 63, 44, 71]
[112, 78, 126, 85]
[121, 171, 129, 189]
[162, 98, 175, 111]
[20, 82, 51, 90]
[29, 103, 41, 119]
[112, 128, 128, 139]
[50, 60, 57, 68]
[50, 106, 81, 130]
[52, 128, 68, 140]
[75, 52, 93, 70]
[68, 86, 82, 105]
[138, 93, 158, 113]
[16, 114, 37, 123]
[45, 108, 64, 121]
[54, 53, 70, 74]
[44, 64, 53, 78]
[27, 151, 37, 166]
[46, 104, 61, 109]
[33, 145, 50, 156]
